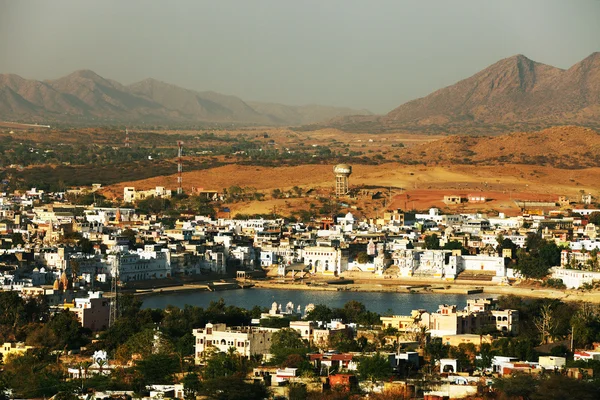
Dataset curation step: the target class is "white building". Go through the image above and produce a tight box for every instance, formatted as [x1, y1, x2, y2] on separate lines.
[109, 250, 171, 282]
[551, 267, 600, 289]
[123, 186, 171, 203]
[193, 323, 277, 363]
[303, 245, 349, 275]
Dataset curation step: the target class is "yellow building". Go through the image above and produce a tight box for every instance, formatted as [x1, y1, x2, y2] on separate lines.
[1, 342, 34, 360]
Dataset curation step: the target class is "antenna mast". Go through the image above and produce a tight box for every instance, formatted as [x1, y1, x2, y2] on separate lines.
[125, 128, 130, 148]
[109, 254, 120, 327]
[177, 141, 183, 195]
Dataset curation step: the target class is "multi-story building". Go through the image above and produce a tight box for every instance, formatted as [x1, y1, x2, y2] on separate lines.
[1, 342, 34, 360]
[382, 299, 518, 338]
[109, 249, 171, 282]
[64, 292, 110, 331]
[123, 186, 171, 203]
[192, 323, 277, 364]
[303, 244, 349, 275]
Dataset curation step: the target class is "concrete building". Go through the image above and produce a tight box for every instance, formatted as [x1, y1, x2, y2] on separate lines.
[193, 323, 276, 363]
[64, 292, 110, 331]
[551, 267, 600, 289]
[303, 244, 349, 275]
[123, 186, 171, 203]
[1, 342, 34, 360]
[109, 249, 171, 282]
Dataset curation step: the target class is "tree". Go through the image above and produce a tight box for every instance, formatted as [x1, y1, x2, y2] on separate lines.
[306, 304, 334, 322]
[424, 234, 440, 250]
[288, 383, 308, 400]
[135, 352, 179, 385]
[202, 348, 249, 379]
[425, 337, 448, 368]
[476, 343, 496, 371]
[588, 212, 600, 225]
[443, 240, 467, 254]
[515, 253, 549, 279]
[493, 373, 538, 400]
[356, 252, 370, 264]
[270, 328, 309, 364]
[183, 373, 202, 400]
[357, 353, 392, 383]
[271, 188, 283, 199]
[200, 377, 269, 400]
[534, 304, 557, 344]
[531, 374, 600, 400]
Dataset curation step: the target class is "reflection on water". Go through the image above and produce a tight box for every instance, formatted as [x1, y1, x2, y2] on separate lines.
[142, 288, 479, 315]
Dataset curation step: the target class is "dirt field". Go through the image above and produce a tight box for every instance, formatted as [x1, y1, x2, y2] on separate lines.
[103, 162, 600, 217]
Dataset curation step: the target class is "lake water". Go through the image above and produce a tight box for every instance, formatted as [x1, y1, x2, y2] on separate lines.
[141, 288, 477, 315]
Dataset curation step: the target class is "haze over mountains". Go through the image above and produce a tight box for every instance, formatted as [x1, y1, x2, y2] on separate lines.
[1, 52, 598, 130]
[325, 52, 600, 133]
[0, 70, 371, 126]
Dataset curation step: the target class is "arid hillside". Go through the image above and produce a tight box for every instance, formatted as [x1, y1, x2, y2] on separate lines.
[320, 53, 600, 133]
[0, 71, 371, 125]
[402, 126, 600, 168]
[100, 125, 600, 217]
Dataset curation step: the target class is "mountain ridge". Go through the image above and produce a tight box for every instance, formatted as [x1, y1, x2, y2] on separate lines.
[321, 53, 600, 133]
[0, 71, 371, 126]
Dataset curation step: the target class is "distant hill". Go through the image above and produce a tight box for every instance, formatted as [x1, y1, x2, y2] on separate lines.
[0, 71, 370, 126]
[248, 101, 372, 125]
[319, 53, 600, 133]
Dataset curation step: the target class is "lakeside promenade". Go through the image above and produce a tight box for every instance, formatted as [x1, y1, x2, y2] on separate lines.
[128, 272, 600, 304]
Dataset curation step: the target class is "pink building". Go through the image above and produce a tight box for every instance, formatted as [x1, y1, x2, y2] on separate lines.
[65, 292, 110, 331]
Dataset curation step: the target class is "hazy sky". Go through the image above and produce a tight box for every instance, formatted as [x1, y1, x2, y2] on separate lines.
[0, 0, 598, 113]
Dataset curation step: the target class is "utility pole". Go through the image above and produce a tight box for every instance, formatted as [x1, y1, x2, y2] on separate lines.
[177, 141, 183, 195]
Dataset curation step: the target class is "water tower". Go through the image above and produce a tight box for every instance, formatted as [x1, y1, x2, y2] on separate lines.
[333, 164, 352, 196]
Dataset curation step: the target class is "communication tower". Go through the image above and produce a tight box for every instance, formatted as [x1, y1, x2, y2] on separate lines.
[333, 164, 352, 196]
[109, 254, 119, 327]
[125, 128, 130, 148]
[177, 141, 183, 195]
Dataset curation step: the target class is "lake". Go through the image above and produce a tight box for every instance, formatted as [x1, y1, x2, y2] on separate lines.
[141, 288, 478, 315]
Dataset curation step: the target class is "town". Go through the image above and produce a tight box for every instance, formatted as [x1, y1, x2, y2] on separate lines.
[1, 162, 600, 400]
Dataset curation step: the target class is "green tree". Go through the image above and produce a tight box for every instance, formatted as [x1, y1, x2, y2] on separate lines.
[202, 348, 249, 379]
[425, 337, 448, 368]
[356, 252, 370, 264]
[424, 234, 440, 250]
[357, 353, 392, 383]
[476, 343, 496, 371]
[588, 212, 600, 225]
[135, 352, 179, 385]
[443, 240, 468, 254]
[306, 304, 335, 322]
[183, 372, 202, 400]
[200, 377, 269, 400]
[515, 253, 549, 279]
[270, 328, 309, 364]
[493, 373, 538, 400]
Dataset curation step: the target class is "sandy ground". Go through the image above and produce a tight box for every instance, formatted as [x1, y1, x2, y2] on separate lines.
[250, 279, 600, 303]
[104, 162, 600, 216]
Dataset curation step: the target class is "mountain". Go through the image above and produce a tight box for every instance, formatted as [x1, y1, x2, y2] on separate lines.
[247, 101, 373, 125]
[127, 78, 270, 124]
[324, 53, 600, 133]
[0, 71, 370, 126]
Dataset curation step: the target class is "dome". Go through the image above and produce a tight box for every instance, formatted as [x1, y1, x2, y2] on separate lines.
[333, 164, 352, 175]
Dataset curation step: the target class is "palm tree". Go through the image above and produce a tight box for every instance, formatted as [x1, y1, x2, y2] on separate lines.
[96, 358, 107, 375]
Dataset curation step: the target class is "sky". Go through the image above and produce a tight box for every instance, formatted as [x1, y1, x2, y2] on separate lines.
[0, 0, 599, 113]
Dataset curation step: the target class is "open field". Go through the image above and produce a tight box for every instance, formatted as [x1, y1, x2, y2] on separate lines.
[103, 162, 600, 217]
